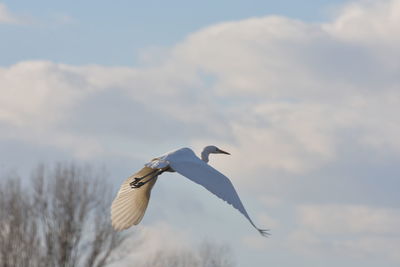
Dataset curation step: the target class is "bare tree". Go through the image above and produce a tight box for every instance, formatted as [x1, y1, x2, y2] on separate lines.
[198, 241, 234, 267]
[138, 241, 235, 267]
[140, 249, 199, 267]
[0, 178, 41, 267]
[1, 164, 235, 267]
[0, 164, 125, 267]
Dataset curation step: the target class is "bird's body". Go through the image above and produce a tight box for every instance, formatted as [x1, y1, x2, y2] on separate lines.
[111, 146, 269, 236]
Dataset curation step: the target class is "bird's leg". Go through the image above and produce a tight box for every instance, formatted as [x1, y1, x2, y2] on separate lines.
[129, 169, 159, 188]
[131, 171, 161, 188]
[130, 169, 163, 189]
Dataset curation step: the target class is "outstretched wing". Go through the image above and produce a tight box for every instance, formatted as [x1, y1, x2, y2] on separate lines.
[111, 166, 158, 231]
[165, 148, 269, 236]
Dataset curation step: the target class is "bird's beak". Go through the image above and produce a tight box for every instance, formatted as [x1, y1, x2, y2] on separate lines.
[217, 148, 231, 155]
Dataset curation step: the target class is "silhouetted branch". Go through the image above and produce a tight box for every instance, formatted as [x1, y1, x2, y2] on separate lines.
[138, 240, 235, 267]
[0, 164, 126, 267]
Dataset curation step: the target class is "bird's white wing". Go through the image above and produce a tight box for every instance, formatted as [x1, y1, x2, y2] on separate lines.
[111, 166, 158, 231]
[165, 148, 269, 236]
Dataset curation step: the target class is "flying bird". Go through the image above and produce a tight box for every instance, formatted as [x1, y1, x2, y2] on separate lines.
[111, 145, 269, 236]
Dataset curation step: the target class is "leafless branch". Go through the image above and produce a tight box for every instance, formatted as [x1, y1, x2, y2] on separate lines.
[0, 164, 126, 267]
[138, 240, 235, 267]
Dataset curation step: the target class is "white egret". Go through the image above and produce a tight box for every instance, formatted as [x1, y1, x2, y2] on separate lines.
[111, 145, 269, 236]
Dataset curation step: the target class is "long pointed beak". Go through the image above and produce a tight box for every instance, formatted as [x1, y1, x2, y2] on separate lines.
[217, 149, 230, 155]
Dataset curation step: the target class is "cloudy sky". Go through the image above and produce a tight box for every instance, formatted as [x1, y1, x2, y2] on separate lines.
[1, 0, 400, 266]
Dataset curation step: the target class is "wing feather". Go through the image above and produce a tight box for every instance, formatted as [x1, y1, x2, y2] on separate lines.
[166, 148, 269, 236]
[111, 166, 158, 231]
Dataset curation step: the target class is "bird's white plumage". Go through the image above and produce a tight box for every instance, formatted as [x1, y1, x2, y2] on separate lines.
[148, 147, 268, 236]
[111, 167, 159, 230]
[111, 146, 268, 236]
[145, 159, 169, 169]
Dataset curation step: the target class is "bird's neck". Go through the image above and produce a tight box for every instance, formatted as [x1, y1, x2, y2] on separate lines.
[201, 149, 210, 163]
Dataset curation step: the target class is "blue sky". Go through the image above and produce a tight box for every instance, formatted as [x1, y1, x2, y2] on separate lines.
[1, 0, 349, 66]
[1, 0, 400, 266]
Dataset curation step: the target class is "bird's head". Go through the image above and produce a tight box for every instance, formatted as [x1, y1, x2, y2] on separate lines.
[201, 145, 230, 163]
[203, 145, 230, 155]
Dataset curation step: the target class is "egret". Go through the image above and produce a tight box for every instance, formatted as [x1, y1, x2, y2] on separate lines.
[111, 145, 269, 236]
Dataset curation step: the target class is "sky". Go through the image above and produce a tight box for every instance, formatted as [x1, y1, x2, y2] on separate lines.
[1, 0, 400, 266]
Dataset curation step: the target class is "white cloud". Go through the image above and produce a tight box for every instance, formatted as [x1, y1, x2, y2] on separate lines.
[1, 0, 400, 183]
[0, 0, 399, 211]
[2, 1, 400, 265]
[0, 3, 24, 24]
[109, 222, 194, 267]
[0, 61, 91, 126]
[287, 204, 400, 262]
[325, 0, 400, 45]
[297, 204, 400, 235]
[160, 1, 400, 181]
[341, 236, 400, 262]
